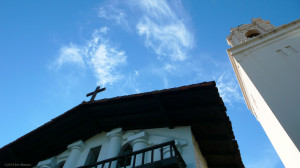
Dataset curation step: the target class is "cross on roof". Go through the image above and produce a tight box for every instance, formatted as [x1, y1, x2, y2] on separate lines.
[86, 86, 106, 102]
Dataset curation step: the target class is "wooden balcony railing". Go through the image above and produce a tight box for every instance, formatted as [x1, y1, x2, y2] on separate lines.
[78, 140, 186, 168]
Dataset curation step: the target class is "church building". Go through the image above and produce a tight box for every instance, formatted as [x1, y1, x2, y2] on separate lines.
[227, 18, 300, 167]
[0, 81, 244, 168]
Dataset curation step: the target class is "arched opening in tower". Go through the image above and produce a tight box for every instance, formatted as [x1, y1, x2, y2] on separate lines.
[245, 29, 261, 38]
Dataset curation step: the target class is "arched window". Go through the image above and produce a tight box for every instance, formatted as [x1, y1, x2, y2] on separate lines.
[245, 29, 261, 38]
[118, 143, 133, 167]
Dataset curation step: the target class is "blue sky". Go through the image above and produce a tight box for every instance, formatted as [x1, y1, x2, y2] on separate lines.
[0, 0, 299, 167]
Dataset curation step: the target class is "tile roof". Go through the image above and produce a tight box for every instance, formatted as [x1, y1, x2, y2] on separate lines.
[0, 81, 244, 168]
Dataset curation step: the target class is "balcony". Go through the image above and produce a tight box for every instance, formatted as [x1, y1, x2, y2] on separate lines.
[78, 140, 186, 168]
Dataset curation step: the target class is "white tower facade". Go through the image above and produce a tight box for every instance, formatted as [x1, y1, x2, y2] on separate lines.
[227, 18, 300, 168]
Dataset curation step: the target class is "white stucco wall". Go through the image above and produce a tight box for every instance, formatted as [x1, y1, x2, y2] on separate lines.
[227, 19, 300, 168]
[35, 126, 207, 168]
[191, 134, 207, 168]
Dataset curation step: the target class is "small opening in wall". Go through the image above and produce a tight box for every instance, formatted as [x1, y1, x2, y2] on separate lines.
[118, 143, 133, 167]
[85, 145, 102, 166]
[55, 161, 65, 168]
[245, 30, 260, 38]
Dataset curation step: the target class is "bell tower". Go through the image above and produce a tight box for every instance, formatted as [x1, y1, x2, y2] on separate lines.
[226, 18, 300, 168]
[226, 17, 276, 47]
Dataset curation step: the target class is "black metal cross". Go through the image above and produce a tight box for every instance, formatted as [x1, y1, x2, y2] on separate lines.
[86, 86, 106, 102]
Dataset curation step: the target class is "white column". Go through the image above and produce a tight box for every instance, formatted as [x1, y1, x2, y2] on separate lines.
[63, 140, 85, 168]
[106, 128, 123, 168]
[36, 157, 56, 168]
[128, 131, 148, 166]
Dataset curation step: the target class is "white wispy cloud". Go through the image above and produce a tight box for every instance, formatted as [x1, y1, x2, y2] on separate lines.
[136, 0, 193, 61]
[55, 44, 85, 68]
[99, 26, 109, 34]
[73, 1, 241, 105]
[53, 26, 127, 86]
[215, 73, 243, 104]
[134, 70, 139, 76]
[163, 63, 176, 73]
[98, 6, 128, 27]
[120, 70, 141, 94]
